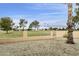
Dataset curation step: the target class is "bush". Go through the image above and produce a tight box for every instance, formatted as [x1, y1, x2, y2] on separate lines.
[49, 27, 53, 30]
[45, 29, 48, 31]
[27, 29, 32, 31]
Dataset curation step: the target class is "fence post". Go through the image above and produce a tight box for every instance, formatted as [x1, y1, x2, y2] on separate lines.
[50, 30, 53, 39]
[23, 31, 28, 40]
[50, 30, 56, 39]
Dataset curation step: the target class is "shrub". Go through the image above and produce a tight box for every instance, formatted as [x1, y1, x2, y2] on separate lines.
[27, 29, 32, 31]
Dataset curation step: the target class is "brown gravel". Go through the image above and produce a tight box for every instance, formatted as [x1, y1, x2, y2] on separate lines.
[0, 38, 79, 56]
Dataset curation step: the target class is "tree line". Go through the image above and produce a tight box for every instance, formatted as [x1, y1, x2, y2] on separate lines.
[0, 17, 39, 34]
[0, 15, 79, 34]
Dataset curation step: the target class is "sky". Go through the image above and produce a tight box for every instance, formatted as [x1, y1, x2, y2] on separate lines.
[0, 3, 76, 29]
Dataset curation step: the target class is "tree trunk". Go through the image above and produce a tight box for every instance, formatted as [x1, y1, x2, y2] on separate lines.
[66, 3, 75, 44]
[23, 27, 24, 31]
[66, 25, 74, 44]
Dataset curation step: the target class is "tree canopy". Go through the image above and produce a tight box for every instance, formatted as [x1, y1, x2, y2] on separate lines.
[72, 9, 79, 29]
[19, 19, 27, 31]
[29, 20, 39, 30]
[0, 17, 14, 33]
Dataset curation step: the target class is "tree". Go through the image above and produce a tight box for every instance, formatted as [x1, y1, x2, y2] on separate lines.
[72, 11, 79, 29]
[19, 19, 27, 31]
[29, 20, 39, 31]
[66, 3, 79, 44]
[49, 27, 53, 30]
[66, 3, 75, 44]
[0, 17, 14, 34]
[13, 25, 19, 31]
[29, 23, 32, 29]
[11, 22, 15, 30]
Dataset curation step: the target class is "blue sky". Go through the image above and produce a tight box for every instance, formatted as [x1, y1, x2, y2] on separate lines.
[0, 3, 76, 28]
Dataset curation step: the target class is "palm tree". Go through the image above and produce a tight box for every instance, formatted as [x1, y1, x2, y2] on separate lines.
[66, 3, 75, 44]
[19, 19, 27, 31]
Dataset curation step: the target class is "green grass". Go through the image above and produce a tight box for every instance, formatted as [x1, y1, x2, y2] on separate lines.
[0, 31, 23, 38]
[27, 30, 50, 36]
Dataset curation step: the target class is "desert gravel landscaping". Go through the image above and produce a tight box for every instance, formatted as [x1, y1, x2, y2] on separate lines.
[0, 38, 79, 56]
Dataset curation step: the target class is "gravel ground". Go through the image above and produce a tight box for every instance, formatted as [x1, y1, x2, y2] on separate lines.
[0, 38, 79, 56]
